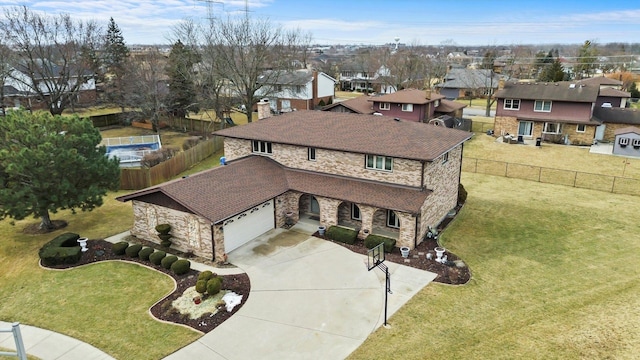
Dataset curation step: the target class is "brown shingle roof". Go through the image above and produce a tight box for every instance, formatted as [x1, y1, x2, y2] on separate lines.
[322, 96, 374, 114]
[599, 87, 631, 97]
[614, 126, 640, 135]
[435, 99, 466, 113]
[118, 156, 430, 222]
[494, 81, 599, 102]
[215, 111, 472, 162]
[369, 88, 445, 104]
[593, 107, 640, 125]
[576, 76, 623, 86]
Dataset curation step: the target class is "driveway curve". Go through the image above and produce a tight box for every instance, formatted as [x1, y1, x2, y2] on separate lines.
[165, 228, 435, 360]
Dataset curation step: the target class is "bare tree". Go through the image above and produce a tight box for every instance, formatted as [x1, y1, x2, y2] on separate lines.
[0, 6, 102, 115]
[204, 15, 302, 123]
[0, 33, 16, 115]
[377, 43, 429, 92]
[123, 47, 168, 131]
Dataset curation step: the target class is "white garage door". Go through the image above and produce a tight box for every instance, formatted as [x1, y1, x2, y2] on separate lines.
[223, 200, 274, 253]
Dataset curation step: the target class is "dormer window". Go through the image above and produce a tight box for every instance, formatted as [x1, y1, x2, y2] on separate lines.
[252, 140, 272, 155]
[308, 147, 316, 161]
[366, 154, 393, 171]
[380, 102, 390, 110]
[401, 104, 413, 112]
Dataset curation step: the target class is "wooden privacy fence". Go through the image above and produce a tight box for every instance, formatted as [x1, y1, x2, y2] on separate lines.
[120, 137, 222, 190]
[462, 157, 640, 196]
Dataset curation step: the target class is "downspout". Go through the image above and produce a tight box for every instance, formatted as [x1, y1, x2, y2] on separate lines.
[414, 215, 419, 248]
[421, 161, 425, 190]
[457, 144, 464, 198]
[210, 223, 215, 261]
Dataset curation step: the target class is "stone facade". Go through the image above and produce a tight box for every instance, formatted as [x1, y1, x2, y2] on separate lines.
[130, 200, 213, 260]
[223, 138, 423, 187]
[604, 123, 636, 142]
[494, 116, 595, 145]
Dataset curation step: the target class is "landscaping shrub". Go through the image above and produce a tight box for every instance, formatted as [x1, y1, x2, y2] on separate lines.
[182, 136, 201, 151]
[155, 224, 171, 235]
[364, 235, 397, 253]
[38, 232, 82, 266]
[195, 279, 208, 294]
[112, 241, 129, 255]
[206, 277, 222, 296]
[170, 259, 191, 275]
[125, 244, 143, 258]
[198, 270, 214, 282]
[149, 250, 167, 265]
[458, 183, 468, 204]
[141, 147, 179, 168]
[161, 255, 178, 269]
[138, 247, 154, 261]
[326, 226, 357, 245]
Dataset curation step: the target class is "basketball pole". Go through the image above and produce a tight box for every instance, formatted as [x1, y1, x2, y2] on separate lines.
[377, 261, 392, 327]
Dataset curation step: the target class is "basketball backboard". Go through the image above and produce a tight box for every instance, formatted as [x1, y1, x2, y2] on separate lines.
[367, 242, 385, 271]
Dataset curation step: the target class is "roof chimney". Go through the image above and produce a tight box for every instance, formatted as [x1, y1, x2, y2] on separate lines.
[498, 79, 505, 90]
[257, 98, 271, 120]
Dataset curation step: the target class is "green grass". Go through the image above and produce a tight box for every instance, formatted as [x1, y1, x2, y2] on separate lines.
[348, 173, 640, 360]
[0, 192, 200, 359]
[455, 98, 496, 109]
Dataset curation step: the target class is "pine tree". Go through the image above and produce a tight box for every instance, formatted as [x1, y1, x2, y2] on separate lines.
[104, 18, 130, 112]
[0, 110, 121, 230]
[166, 40, 200, 119]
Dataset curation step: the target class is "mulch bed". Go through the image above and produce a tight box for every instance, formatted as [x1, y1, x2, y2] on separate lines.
[40, 239, 250, 334]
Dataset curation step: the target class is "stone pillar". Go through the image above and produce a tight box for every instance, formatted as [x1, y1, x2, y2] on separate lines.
[257, 99, 271, 120]
[358, 205, 376, 239]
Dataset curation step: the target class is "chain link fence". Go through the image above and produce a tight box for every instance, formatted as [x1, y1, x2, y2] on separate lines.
[462, 157, 640, 196]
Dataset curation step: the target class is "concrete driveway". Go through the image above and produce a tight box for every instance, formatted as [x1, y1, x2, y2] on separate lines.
[165, 227, 436, 360]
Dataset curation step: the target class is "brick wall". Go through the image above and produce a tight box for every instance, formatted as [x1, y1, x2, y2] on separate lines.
[130, 200, 213, 260]
[494, 116, 595, 145]
[604, 123, 635, 142]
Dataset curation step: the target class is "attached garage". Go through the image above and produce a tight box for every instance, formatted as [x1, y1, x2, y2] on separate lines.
[222, 200, 275, 253]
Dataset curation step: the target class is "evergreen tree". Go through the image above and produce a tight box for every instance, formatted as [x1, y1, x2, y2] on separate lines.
[574, 40, 597, 79]
[166, 40, 200, 118]
[538, 58, 567, 82]
[0, 110, 121, 230]
[629, 81, 640, 99]
[104, 17, 130, 112]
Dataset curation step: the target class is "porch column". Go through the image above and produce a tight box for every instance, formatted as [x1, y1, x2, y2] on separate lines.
[358, 205, 376, 239]
[318, 197, 340, 227]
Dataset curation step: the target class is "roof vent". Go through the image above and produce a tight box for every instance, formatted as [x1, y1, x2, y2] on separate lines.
[569, 84, 576, 89]
[394, 118, 401, 122]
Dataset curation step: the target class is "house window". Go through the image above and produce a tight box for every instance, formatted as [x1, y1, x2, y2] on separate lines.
[576, 124, 586, 133]
[518, 121, 533, 137]
[366, 154, 393, 171]
[534, 100, 552, 112]
[351, 204, 361, 220]
[633, 139, 640, 147]
[308, 147, 316, 161]
[402, 104, 413, 112]
[252, 140, 273, 155]
[380, 102, 390, 110]
[442, 152, 449, 164]
[543, 122, 562, 134]
[619, 137, 629, 146]
[275, 85, 282, 92]
[504, 99, 520, 110]
[387, 210, 400, 228]
[295, 85, 303, 93]
[434, 100, 440, 107]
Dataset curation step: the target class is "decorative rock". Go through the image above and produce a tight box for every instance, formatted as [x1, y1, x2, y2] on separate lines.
[418, 252, 425, 256]
[454, 260, 466, 268]
[404, 259, 411, 263]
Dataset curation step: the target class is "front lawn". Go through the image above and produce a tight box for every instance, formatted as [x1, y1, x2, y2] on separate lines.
[348, 173, 640, 359]
[0, 192, 200, 359]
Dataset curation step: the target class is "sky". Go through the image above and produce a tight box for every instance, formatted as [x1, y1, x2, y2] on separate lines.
[2, 0, 640, 46]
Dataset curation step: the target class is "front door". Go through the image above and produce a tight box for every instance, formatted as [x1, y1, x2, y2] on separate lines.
[310, 196, 320, 214]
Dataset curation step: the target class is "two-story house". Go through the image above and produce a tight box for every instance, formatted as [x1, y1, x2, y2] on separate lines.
[493, 80, 631, 145]
[256, 70, 336, 112]
[117, 110, 472, 263]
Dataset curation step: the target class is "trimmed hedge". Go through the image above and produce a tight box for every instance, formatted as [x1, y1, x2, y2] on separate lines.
[364, 234, 397, 253]
[161, 255, 178, 269]
[198, 270, 214, 282]
[326, 226, 358, 245]
[112, 241, 129, 255]
[195, 279, 208, 294]
[138, 247, 154, 260]
[206, 277, 222, 295]
[149, 250, 166, 265]
[125, 244, 143, 258]
[170, 259, 191, 275]
[38, 232, 82, 266]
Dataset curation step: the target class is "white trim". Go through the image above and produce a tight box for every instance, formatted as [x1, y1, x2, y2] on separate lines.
[504, 98, 520, 110]
[351, 204, 361, 220]
[401, 103, 413, 112]
[379, 102, 390, 110]
[534, 100, 552, 112]
[252, 140, 273, 155]
[387, 210, 400, 228]
[543, 122, 562, 134]
[366, 154, 393, 171]
[308, 147, 316, 161]
[576, 124, 586, 133]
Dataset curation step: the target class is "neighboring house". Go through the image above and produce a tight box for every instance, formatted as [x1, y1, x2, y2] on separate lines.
[117, 109, 472, 263]
[4, 62, 97, 111]
[493, 80, 631, 145]
[368, 88, 467, 123]
[437, 68, 504, 100]
[322, 95, 375, 114]
[593, 107, 640, 142]
[257, 70, 336, 112]
[338, 64, 395, 94]
[613, 127, 640, 157]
